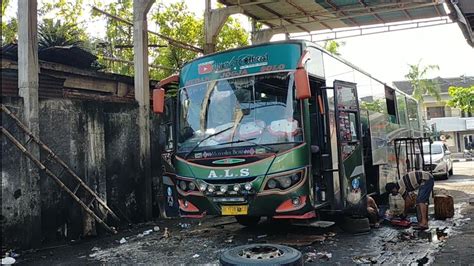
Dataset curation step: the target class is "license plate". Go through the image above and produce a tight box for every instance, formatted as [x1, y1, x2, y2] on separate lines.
[221, 205, 248, 215]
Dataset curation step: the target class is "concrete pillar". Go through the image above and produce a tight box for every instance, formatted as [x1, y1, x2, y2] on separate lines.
[17, 0, 41, 247]
[133, 0, 154, 220]
[204, 0, 242, 54]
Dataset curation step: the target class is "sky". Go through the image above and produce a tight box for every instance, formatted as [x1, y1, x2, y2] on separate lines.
[5, 0, 473, 85]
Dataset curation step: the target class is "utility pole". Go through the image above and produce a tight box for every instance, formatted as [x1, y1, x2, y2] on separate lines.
[133, 0, 154, 220]
[17, 0, 41, 247]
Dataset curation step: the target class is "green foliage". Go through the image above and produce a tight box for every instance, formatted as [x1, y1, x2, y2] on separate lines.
[323, 40, 344, 56]
[446, 85, 474, 113]
[1, 0, 17, 44]
[38, 19, 84, 49]
[404, 61, 440, 103]
[92, 0, 135, 76]
[151, 1, 249, 80]
[360, 99, 384, 113]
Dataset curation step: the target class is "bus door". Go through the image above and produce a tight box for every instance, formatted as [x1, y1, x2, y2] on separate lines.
[333, 80, 367, 216]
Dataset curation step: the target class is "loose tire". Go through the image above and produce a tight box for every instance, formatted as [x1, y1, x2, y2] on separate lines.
[235, 216, 261, 227]
[340, 216, 371, 234]
[220, 244, 302, 266]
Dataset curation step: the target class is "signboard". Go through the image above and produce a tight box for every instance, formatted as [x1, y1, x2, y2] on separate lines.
[180, 43, 301, 87]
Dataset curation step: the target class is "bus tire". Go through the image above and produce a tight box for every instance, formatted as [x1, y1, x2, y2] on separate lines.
[235, 216, 261, 227]
[220, 244, 302, 266]
[340, 216, 370, 234]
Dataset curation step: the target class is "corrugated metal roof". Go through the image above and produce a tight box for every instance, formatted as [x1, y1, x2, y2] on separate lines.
[218, 0, 446, 33]
[1, 69, 66, 99]
[1, 44, 98, 70]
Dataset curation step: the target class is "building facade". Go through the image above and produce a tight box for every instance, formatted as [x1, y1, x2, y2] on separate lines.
[394, 76, 474, 152]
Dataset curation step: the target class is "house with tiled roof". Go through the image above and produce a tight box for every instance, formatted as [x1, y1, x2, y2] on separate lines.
[393, 76, 474, 153]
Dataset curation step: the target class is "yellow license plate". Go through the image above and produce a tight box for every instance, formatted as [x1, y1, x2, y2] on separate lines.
[221, 205, 248, 215]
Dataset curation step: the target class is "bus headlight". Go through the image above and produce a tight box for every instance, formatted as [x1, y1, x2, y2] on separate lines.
[244, 182, 252, 191]
[179, 180, 187, 191]
[207, 185, 215, 193]
[264, 169, 304, 191]
[220, 185, 228, 193]
[188, 182, 196, 191]
[198, 183, 207, 192]
[233, 184, 240, 192]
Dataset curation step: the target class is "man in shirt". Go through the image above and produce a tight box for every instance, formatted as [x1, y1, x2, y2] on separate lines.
[385, 170, 434, 230]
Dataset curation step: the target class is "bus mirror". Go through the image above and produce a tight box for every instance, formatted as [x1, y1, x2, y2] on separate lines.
[295, 68, 311, 100]
[153, 88, 165, 114]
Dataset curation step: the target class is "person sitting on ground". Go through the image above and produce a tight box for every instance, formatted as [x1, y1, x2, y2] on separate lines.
[385, 170, 434, 230]
[367, 195, 380, 228]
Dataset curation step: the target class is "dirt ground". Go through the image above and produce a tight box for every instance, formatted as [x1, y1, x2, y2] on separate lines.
[10, 161, 474, 265]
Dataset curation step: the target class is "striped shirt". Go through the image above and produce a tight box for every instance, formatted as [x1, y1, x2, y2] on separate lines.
[398, 171, 433, 199]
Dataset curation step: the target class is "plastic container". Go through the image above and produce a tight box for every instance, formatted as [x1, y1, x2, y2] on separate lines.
[389, 194, 405, 216]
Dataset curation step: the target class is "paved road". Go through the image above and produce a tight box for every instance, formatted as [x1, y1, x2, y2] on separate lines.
[18, 162, 474, 265]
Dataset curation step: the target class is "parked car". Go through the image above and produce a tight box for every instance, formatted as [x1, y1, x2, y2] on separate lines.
[423, 141, 453, 179]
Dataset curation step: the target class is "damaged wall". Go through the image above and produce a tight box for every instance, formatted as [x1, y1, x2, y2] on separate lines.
[2, 92, 163, 249]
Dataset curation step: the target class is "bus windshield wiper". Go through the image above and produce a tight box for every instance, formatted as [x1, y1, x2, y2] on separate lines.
[218, 138, 276, 153]
[184, 126, 233, 159]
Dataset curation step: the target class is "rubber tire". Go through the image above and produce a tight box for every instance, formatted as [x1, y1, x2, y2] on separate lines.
[442, 167, 449, 180]
[220, 244, 302, 266]
[449, 167, 453, 176]
[340, 216, 371, 234]
[235, 216, 261, 227]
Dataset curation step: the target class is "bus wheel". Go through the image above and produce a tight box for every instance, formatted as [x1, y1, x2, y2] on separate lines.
[235, 216, 261, 227]
[220, 244, 302, 266]
[340, 216, 370, 234]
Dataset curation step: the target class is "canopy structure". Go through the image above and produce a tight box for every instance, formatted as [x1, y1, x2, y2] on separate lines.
[446, 0, 474, 47]
[215, 0, 449, 44]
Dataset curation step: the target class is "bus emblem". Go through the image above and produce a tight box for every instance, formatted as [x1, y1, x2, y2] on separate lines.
[212, 158, 246, 165]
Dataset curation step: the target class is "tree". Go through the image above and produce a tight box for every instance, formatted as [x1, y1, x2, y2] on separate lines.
[360, 99, 384, 113]
[323, 40, 345, 56]
[446, 85, 474, 114]
[405, 61, 440, 103]
[38, 19, 84, 49]
[1, 0, 17, 44]
[151, 1, 249, 79]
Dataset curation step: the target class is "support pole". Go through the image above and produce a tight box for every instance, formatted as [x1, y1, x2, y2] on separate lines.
[133, 0, 154, 220]
[17, 0, 41, 247]
[204, 0, 242, 54]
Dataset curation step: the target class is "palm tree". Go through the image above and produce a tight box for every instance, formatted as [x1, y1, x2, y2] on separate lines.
[38, 19, 84, 49]
[405, 61, 441, 103]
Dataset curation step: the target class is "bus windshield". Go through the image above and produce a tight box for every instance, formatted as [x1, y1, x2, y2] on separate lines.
[177, 72, 303, 154]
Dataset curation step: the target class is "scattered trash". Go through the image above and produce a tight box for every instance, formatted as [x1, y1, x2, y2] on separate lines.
[257, 234, 267, 239]
[469, 198, 474, 205]
[153, 226, 160, 232]
[163, 227, 170, 238]
[179, 223, 191, 229]
[143, 229, 153, 236]
[137, 233, 144, 238]
[416, 256, 429, 264]
[1, 257, 16, 265]
[91, 247, 100, 252]
[352, 255, 377, 264]
[192, 254, 200, 258]
[247, 238, 253, 242]
[305, 252, 318, 263]
[119, 237, 127, 244]
[276, 234, 326, 246]
[225, 236, 234, 243]
[317, 251, 332, 260]
[8, 252, 19, 259]
[326, 232, 336, 237]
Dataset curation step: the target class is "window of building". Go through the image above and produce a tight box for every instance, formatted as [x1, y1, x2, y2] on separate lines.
[426, 106, 445, 119]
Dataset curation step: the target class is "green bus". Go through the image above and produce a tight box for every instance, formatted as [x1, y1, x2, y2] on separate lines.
[153, 41, 422, 226]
